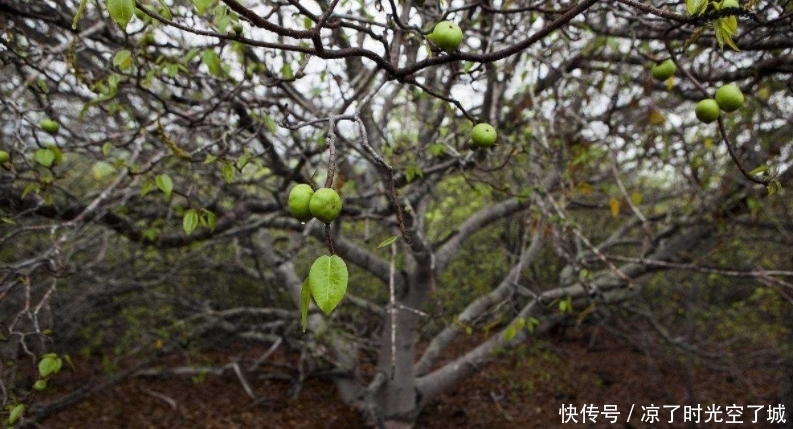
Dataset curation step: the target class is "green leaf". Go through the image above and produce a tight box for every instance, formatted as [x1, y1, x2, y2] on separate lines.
[143, 228, 158, 242]
[281, 63, 294, 79]
[202, 50, 223, 77]
[8, 404, 24, 425]
[308, 255, 348, 315]
[504, 324, 517, 341]
[377, 235, 399, 249]
[102, 142, 113, 156]
[427, 144, 445, 156]
[113, 49, 133, 70]
[22, 183, 40, 199]
[73, 0, 89, 29]
[236, 152, 250, 170]
[222, 163, 235, 184]
[106, 0, 135, 30]
[1, 217, 15, 224]
[202, 209, 217, 232]
[155, 0, 172, 19]
[301, 278, 311, 332]
[155, 174, 173, 198]
[749, 165, 769, 176]
[183, 209, 199, 235]
[264, 115, 278, 133]
[405, 165, 423, 183]
[91, 161, 116, 180]
[35, 148, 55, 167]
[38, 356, 62, 378]
[193, 0, 215, 14]
[526, 317, 540, 333]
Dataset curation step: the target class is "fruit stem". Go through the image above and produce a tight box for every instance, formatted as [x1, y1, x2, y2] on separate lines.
[325, 223, 336, 255]
[324, 116, 337, 188]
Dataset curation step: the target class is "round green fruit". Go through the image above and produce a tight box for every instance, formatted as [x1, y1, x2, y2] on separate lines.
[695, 99, 720, 123]
[0, 150, 9, 164]
[41, 119, 60, 135]
[471, 123, 497, 148]
[309, 188, 342, 224]
[715, 83, 744, 112]
[288, 184, 314, 222]
[431, 21, 463, 52]
[721, 0, 739, 9]
[650, 59, 676, 81]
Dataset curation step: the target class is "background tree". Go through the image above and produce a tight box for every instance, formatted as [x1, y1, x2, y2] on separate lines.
[1, 0, 792, 427]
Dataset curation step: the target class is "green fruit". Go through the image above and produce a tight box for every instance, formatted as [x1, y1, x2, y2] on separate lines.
[0, 150, 9, 164]
[695, 99, 720, 123]
[41, 119, 60, 135]
[720, 0, 739, 9]
[431, 21, 463, 52]
[650, 59, 676, 81]
[309, 188, 342, 224]
[471, 123, 497, 148]
[715, 83, 744, 112]
[33, 380, 47, 391]
[288, 184, 314, 222]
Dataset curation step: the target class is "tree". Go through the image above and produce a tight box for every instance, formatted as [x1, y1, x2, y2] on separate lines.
[1, 0, 792, 427]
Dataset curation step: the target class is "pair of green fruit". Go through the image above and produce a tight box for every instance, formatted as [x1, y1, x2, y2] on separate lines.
[695, 83, 745, 123]
[288, 185, 342, 224]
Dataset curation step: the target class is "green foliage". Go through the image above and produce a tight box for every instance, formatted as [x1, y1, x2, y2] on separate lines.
[38, 354, 63, 378]
[106, 0, 135, 31]
[183, 209, 198, 235]
[7, 403, 24, 425]
[155, 174, 173, 198]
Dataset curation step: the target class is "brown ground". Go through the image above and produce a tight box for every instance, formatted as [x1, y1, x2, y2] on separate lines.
[33, 326, 783, 429]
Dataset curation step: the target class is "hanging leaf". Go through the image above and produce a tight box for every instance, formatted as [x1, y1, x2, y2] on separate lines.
[301, 278, 311, 332]
[106, 0, 135, 30]
[308, 255, 348, 315]
[155, 174, 173, 198]
[183, 209, 199, 235]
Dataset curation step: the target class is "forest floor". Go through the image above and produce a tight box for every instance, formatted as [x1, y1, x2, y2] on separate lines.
[33, 325, 783, 429]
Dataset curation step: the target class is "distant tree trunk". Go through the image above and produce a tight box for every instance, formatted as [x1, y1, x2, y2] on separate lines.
[372, 250, 433, 428]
